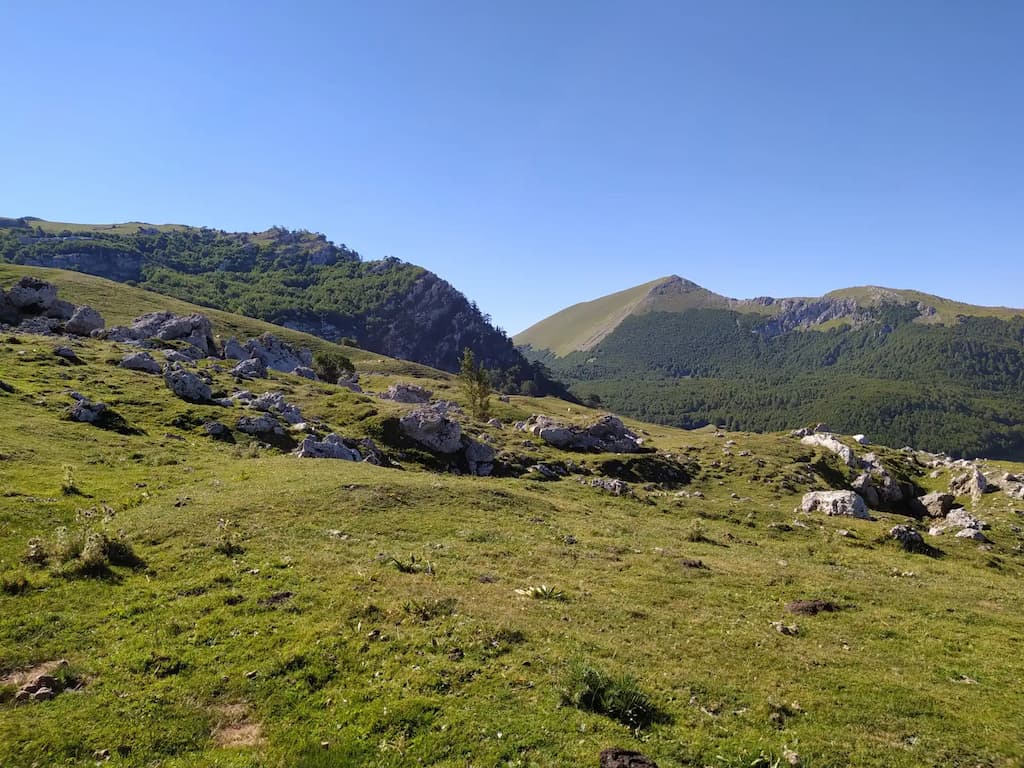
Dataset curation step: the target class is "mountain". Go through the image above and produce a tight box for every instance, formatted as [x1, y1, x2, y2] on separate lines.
[0, 217, 561, 396]
[4, 266, 1024, 767]
[516, 275, 1024, 460]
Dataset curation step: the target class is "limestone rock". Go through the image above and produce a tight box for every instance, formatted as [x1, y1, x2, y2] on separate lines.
[950, 468, 987, 500]
[292, 365, 318, 380]
[44, 299, 75, 320]
[222, 337, 247, 360]
[589, 477, 632, 496]
[800, 433, 855, 466]
[54, 346, 82, 363]
[242, 333, 312, 373]
[294, 433, 361, 461]
[918, 491, 955, 518]
[230, 357, 267, 379]
[128, 312, 215, 356]
[399, 404, 463, 453]
[464, 438, 495, 476]
[120, 351, 161, 374]
[163, 365, 212, 403]
[380, 383, 433, 404]
[236, 413, 284, 436]
[890, 525, 926, 552]
[522, 414, 643, 453]
[65, 305, 105, 336]
[70, 397, 107, 424]
[248, 391, 304, 424]
[7, 276, 57, 313]
[203, 421, 230, 440]
[801, 491, 870, 519]
[955, 527, 990, 542]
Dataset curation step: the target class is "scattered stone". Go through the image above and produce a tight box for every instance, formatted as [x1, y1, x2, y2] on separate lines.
[801, 491, 870, 519]
[65, 305, 104, 336]
[486, 418, 504, 429]
[599, 747, 659, 768]
[336, 375, 362, 393]
[522, 414, 643, 453]
[929, 508, 988, 536]
[955, 528, 990, 542]
[203, 421, 230, 440]
[248, 391, 304, 424]
[588, 477, 632, 496]
[771, 621, 799, 636]
[236, 413, 284, 436]
[230, 357, 267, 379]
[292, 365, 318, 380]
[163, 350, 193, 364]
[120, 351, 162, 374]
[164, 365, 212, 403]
[380, 383, 433, 403]
[294, 434, 361, 461]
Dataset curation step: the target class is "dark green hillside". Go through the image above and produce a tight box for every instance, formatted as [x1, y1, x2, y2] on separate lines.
[0, 219, 561, 395]
[529, 308, 1024, 459]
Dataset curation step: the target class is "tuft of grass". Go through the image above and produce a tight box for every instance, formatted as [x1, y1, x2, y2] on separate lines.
[1, 570, 30, 595]
[389, 555, 434, 575]
[402, 597, 457, 621]
[560, 660, 666, 731]
[516, 584, 568, 601]
[60, 464, 81, 496]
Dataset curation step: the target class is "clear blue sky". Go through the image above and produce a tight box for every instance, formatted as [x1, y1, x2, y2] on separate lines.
[3, 1, 1022, 334]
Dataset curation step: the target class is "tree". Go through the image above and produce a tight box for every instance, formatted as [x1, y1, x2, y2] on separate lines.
[313, 349, 355, 383]
[459, 348, 492, 420]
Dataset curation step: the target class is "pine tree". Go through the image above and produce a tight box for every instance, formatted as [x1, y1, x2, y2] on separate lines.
[459, 348, 491, 421]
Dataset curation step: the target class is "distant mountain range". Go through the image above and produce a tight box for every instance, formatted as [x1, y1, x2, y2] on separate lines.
[0, 217, 563, 396]
[516, 275, 1024, 459]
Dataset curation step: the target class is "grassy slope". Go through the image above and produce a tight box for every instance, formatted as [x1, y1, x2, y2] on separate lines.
[826, 286, 1024, 324]
[2, 278, 1024, 765]
[514, 277, 672, 356]
[19, 218, 191, 235]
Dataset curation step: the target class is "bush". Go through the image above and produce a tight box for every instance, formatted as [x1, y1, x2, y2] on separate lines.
[313, 350, 355, 383]
[1, 571, 29, 595]
[561, 660, 666, 731]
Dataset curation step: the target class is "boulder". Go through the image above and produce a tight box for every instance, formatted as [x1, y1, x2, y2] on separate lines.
[380, 383, 433, 404]
[163, 365, 212, 403]
[600, 748, 659, 768]
[0, 288, 20, 324]
[292, 365, 318, 380]
[203, 421, 230, 440]
[801, 491, 870, 519]
[337, 377, 363, 393]
[294, 433, 361, 461]
[918, 491, 955, 518]
[7, 277, 57, 313]
[44, 299, 75, 320]
[851, 474, 879, 508]
[589, 477, 632, 496]
[399, 405, 463, 453]
[522, 414, 642, 453]
[120, 351, 162, 374]
[230, 357, 267, 379]
[54, 346, 82, 363]
[236, 413, 284, 436]
[163, 350, 193, 364]
[890, 525, 926, 552]
[222, 337, 247, 360]
[955, 528, 990, 542]
[852, 434, 869, 445]
[70, 397, 107, 424]
[65, 305, 104, 336]
[242, 333, 312, 373]
[130, 312, 215, 355]
[800, 433, 855, 466]
[950, 468, 987, 500]
[464, 438, 495, 476]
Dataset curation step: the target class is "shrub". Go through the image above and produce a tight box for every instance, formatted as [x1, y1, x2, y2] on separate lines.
[561, 660, 665, 731]
[313, 350, 355, 383]
[1, 571, 29, 595]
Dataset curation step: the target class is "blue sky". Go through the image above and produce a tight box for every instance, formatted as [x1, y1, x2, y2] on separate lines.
[3, 1, 1022, 334]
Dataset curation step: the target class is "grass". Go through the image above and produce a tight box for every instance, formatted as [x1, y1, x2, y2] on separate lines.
[2, 270, 1024, 766]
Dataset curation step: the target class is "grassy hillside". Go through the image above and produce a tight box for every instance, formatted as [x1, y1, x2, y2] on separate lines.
[3, 275, 1024, 766]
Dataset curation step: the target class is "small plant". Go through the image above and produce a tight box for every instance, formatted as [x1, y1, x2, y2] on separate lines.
[560, 660, 665, 731]
[685, 520, 711, 543]
[61, 464, 81, 496]
[389, 555, 434, 575]
[402, 597, 457, 621]
[23, 537, 48, 565]
[214, 519, 244, 556]
[1, 571, 30, 595]
[458, 348, 492, 421]
[516, 584, 568, 601]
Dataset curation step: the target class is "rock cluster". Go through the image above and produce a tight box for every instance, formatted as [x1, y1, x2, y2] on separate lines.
[223, 332, 313, 375]
[10, 660, 72, 704]
[0, 277, 105, 336]
[163, 364, 212, 403]
[105, 311, 215, 358]
[293, 434, 383, 464]
[380, 383, 432, 404]
[800, 490, 870, 519]
[398, 403, 494, 476]
[799, 433, 855, 466]
[520, 414, 643, 453]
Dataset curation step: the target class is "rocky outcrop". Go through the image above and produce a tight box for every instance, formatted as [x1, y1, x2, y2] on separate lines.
[928, 508, 988, 537]
[800, 433, 855, 466]
[380, 383, 432, 404]
[950, 468, 987, 501]
[294, 433, 361, 461]
[230, 357, 267, 379]
[120, 351, 162, 374]
[521, 414, 643, 453]
[240, 333, 312, 373]
[163, 365, 212, 403]
[7, 276, 57, 313]
[918, 491, 955, 518]
[105, 312, 216, 358]
[246, 391, 304, 424]
[801, 491, 870, 519]
[237, 413, 284, 436]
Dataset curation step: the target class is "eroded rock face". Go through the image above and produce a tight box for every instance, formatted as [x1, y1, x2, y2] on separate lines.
[801, 491, 870, 519]
[163, 365, 212, 403]
[399, 405, 463, 453]
[120, 351, 162, 374]
[950, 468, 987, 500]
[65, 305, 104, 336]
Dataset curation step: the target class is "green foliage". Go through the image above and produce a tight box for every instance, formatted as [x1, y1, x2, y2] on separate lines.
[1, 571, 29, 595]
[561, 660, 665, 731]
[388, 554, 434, 575]
[516, 584, 567, 601]
[312, 349, 354, 383]
[459, 348, 492, 420]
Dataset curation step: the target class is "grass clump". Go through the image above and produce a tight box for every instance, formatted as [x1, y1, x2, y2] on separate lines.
[516, 584, 568, 601]
[560, 660, 666, 731]
[22, 525, 142, 576]
[402, 597, 457, 621]
[1, 570, 30, 595]
[388, 555, 434, 575]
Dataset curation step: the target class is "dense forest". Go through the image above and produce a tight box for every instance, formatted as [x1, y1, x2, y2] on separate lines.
[525, 308, 1024, 459]
[0, 219, 564, 395]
